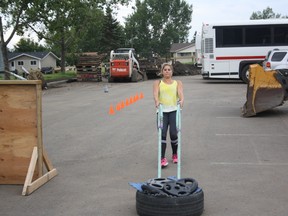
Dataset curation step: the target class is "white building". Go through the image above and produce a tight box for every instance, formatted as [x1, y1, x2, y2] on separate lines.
[170, 43, 195, 64]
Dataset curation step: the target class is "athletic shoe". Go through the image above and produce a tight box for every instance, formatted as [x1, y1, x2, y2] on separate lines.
[172, 154, 178, 163]
[161, 158, 168, 167]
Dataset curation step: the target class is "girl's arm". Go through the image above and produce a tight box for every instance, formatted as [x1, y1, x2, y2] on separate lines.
[177, 80, 184, 108]
[153, 80, 160, 108]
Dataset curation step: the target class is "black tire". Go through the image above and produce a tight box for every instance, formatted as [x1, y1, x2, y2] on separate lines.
[142, 71, 148, 81]
[136, 189, 204, 216]
[240, 65, 250, 84]
[131, 69, 138, 82]
[278, 69, 288, 77]
[108, 76, 114, 83]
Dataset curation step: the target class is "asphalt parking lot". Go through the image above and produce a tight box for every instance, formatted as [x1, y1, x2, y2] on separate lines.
[1, 75, 288, 216]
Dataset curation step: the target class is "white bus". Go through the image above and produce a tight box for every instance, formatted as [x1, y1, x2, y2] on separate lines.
[201, 19, 288, 83]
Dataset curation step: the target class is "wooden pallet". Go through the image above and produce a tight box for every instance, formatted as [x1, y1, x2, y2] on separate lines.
[76, 71, 102, 82]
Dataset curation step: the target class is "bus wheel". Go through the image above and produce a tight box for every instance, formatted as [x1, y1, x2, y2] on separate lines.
[241, 65, 250, 84]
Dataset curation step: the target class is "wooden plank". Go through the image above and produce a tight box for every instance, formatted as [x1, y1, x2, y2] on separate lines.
[22, 147, 38, 195]
[36, 83, 43, 177]
[0, 80, 41, 85]
[43, 149, 54, 171]
[24, 169, 58, 196]
[77, 68, 98, 72]
[23, 150, 57, 195]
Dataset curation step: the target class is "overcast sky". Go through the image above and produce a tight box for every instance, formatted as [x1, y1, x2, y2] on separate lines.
[117, 0, 288, 40]
[6, 0, 288, 48]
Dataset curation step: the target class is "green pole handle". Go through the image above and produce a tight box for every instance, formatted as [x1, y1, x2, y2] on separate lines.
[157, 104, 163, 178]
[176, 104, 181, 179]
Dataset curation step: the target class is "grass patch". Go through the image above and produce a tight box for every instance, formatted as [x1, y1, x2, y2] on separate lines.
[0, 71, 77, 81]
[183, 62, 194, 65]
[43, 71, 76, 82]
[0, 73, 18, 80]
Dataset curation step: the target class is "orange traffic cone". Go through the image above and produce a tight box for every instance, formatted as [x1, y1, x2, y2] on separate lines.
[126, 98, 130, 106]
[121, 101, 125, 109]
[109, 105, 115, 115]
[140, 92, 144, 99]
[116, 102, 122, 111]
[134, 94, 139, 102]
[130, 96, 134, 104]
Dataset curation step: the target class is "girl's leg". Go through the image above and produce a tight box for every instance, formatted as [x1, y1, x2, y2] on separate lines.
[169, 111, 178, 155]
[161, 113, 169, 158]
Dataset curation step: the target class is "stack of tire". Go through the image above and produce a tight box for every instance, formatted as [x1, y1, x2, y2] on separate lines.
[136, 178, 204, 216]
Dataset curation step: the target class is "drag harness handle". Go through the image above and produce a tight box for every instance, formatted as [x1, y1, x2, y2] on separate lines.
[157, 104, 163, 178]
[176, 103, 181, 179]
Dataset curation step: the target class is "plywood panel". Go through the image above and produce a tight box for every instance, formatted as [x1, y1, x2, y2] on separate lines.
[0, 81, 41, 184]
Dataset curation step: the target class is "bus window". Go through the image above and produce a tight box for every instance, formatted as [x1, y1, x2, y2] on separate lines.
[274, 26, 288, 44]
[216, 27, 243, 47]
[245, 26, 271, 45]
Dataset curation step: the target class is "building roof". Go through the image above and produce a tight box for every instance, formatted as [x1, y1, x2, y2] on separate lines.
[8, 51, 60, 61]
[170, 43, 194, 53]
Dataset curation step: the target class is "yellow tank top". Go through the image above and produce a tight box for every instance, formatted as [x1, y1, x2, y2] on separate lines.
[159, 80, 178, 112]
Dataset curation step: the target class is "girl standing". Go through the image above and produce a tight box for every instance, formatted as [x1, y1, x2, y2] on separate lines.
[153, 63, 184, 167]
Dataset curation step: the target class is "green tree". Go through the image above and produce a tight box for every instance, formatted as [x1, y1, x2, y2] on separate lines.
[250, 7, 282, 19]
[13, 38, 46, 52]
[100, 6, 125, 53]
[27, 0, 94, 72]
[28, 0, 130, 72]
[125, 0, 193, 57]
[0, 0, 38, 79]
[77, 5, 125, 54]
[124, 1, 151, 56]
[76, 7, 105, 53]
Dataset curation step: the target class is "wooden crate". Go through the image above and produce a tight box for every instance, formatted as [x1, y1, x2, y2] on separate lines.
[0, 80, 57, 195]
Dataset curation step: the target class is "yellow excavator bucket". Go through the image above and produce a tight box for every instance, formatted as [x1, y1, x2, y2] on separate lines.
[242, 64, 288, 117]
